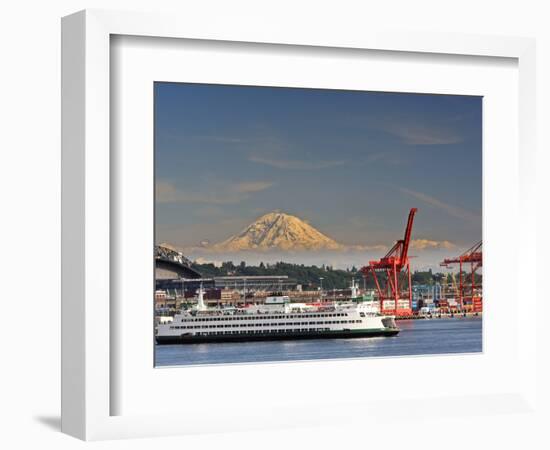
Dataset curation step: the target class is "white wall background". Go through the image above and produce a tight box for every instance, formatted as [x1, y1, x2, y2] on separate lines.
[0, 1, 548, 448]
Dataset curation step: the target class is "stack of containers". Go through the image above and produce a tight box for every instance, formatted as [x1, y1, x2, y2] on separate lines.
[472, 296, 483, 312]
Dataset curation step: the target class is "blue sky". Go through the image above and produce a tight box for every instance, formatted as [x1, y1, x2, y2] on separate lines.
[155, 82, 481, 267]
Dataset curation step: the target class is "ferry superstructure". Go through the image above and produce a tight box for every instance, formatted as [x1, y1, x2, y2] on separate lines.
[155, 287, 399, 344]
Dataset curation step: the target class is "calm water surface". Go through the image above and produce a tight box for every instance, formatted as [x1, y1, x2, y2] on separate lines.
[155, 317, 482, 367]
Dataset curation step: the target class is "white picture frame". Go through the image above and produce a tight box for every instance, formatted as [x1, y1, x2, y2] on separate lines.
[61, 9, 537, 441]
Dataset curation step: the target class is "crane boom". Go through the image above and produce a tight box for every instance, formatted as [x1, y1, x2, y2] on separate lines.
[400, 207, 417, 263]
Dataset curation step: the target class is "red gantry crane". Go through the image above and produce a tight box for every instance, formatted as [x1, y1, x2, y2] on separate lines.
[361, 208, 417, 317]
[440, 240, 483, 312]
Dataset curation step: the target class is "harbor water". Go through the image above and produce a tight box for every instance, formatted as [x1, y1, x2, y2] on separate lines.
[155, 317, 482, 367]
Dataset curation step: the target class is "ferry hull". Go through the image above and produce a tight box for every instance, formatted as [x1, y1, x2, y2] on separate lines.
[156, 328, 399, 345]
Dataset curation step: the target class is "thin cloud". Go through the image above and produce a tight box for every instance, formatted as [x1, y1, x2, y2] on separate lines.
[364, 151, 406, 165]
[400, 187, 480, 223]
[199, 135, 246, 144]
[156, 180, 274, 205]
[379, 122, 463, 145]
[348, 244, 389, 252]
[249, 154, 346, 170]
[234, 181, 274, 193]
[410, 239, 456, 250]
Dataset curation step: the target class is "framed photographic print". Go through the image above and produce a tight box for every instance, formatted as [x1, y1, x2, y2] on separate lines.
[62, 9, 538, 441]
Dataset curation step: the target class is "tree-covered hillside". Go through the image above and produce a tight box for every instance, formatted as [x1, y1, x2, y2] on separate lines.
[192, 261, 480, 290]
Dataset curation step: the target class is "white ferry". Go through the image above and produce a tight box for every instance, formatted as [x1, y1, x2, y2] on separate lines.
[155, 287, 399, 344]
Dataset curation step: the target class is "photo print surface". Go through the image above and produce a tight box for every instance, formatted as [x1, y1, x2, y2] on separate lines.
[154, 82, 482, 366]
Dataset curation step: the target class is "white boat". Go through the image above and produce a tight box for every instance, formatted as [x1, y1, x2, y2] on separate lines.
[155, 287, 399, 345]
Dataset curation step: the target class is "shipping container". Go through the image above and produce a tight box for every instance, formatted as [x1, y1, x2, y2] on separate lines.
[382, 300, 396, 310]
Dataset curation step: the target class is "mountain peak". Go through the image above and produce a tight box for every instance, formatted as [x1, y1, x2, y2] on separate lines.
[214, 211, 343, 252]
